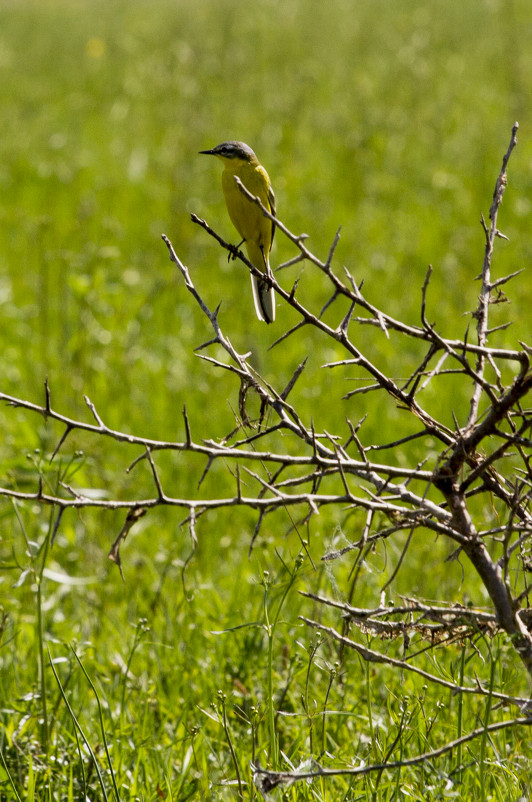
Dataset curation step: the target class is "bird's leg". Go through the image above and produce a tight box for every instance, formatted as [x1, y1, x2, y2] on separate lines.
[227, 239, 245, 262]
[260, 246, 274, 282]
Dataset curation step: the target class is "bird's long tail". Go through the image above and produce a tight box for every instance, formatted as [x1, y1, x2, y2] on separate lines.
[246, 242, 275, 324]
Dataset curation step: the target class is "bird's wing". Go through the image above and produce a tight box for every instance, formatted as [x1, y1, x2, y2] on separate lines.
[268, 183, 276, 248]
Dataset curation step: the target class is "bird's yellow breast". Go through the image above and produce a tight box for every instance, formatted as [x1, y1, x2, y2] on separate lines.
[221, 161, 273, 253]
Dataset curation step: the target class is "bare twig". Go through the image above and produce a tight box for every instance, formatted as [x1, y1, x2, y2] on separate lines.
[1, 125, 532, 695]
[252, 717, 532, 789]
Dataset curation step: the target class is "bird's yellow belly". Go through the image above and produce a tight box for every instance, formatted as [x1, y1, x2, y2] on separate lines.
[222, 167, 272, 251]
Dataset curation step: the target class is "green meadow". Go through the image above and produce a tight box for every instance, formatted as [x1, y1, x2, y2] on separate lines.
[1, 0, 532, 798]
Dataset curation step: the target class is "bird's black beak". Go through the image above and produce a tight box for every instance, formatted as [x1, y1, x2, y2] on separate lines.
[199, 148, 215, 155]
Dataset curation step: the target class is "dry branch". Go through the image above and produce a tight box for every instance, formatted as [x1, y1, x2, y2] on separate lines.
[1, 125, 532, 783]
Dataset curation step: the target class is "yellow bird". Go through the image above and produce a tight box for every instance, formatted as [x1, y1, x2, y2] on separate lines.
[200, 141, 276, 323]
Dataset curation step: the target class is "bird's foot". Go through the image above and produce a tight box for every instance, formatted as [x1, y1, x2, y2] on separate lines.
[227, 239, 245, 262]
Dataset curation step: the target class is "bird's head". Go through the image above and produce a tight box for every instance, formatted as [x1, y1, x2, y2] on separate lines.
[199, 141, 258, 166]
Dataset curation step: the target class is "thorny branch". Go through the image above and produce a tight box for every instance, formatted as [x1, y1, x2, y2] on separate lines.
[251, 716, 532, 791]
[1, 124, 532, 780]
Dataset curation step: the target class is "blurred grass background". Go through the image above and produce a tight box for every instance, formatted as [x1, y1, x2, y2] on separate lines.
[1, 0, 532, 798]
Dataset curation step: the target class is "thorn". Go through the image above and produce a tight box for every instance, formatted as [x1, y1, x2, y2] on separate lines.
[495, 229, 509, 241]
[280, 358, 308, 400]
[44, 378, 51, 416]
[183, 404, 192, 446]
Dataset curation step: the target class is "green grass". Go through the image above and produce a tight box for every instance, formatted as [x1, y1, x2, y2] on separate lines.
[1, 0, 532, 798]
